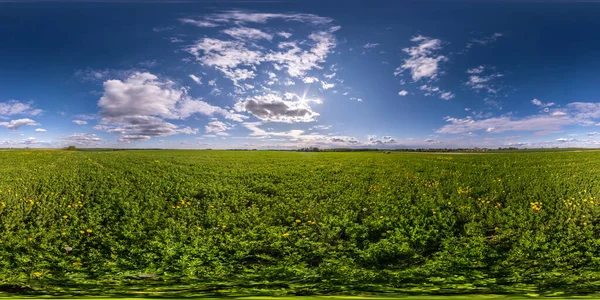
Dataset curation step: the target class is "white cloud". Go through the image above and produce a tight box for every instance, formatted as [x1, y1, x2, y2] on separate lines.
[395, 35, 447, 82]
[0, 118, 39, 130]
[189, 74, 202, 85]
[96, 72, 245, 141]
[419, 85, 454, 100]
[169, 37, 184, 43]
[363, 43, 380, 48]
[205, 120, 234, 135]
[309, 125, 331, 130]
[567, 102, 600, 121]
[324, 72, 336, 79]
[187, 29, 337, 84]
[303, 76, 319, 83]
[265, 30, 337, 78]
[368, 135, 396, 145]
[277, 31, 292, 38]
[466, 66, 485, 74]
[235, 93, 320, 123]
[556, 138, 575, 142]
[180, 10, 333, 27]
[0, 100, 42, 118]
[466, 67, 503, 94]
[436, 99, 600, 134]
[398, 90, 408, 96]
[72, 120, 88, 125]
[330, 136, 359, 144]
[440, 92, 455, 100]
[587, 131, 597, 136]
[61, 133, 103, 145]
[471, 32, 504, 46]
[321, 81, 335, 89]
[222, 27, 273, 41]
[179, 18, 219, 28]
[187, 38, 263, 71]
[35, 128, 47, 132]
[436, 114, 572, 135]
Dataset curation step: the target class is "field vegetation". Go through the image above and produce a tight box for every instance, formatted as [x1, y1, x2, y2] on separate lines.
[1, 150, 600, 297]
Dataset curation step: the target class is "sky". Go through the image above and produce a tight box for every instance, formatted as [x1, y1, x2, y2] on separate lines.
[2, 0, 600, 149]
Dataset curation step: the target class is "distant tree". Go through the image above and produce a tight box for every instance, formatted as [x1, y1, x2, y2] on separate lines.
[65, 146, 77, 151]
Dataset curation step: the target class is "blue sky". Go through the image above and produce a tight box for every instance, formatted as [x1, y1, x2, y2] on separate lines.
[2, 0, 600, 149]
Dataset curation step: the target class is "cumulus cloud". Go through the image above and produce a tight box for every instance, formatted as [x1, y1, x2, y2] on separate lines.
[398, 90, 408, 96]
[223, 27, 273, 40]
[205, 120, 234, 136]
[330, 136, 359, 144]
[187, 29, 337, 85]
[72, 120, 88, 125]
[419, 85, 454, 100]
[242, 122, 360, 147]
[556, 138, 576, 142]
[277, 31, 292, 38]
[35, 128, 47, 132]
[321, 81, 335, 89]
[424, 138, 441, 144]
[0, 100, 42, 118]
[235, 94, 320, 123]
[395, 35, 447, 82]
[0, 118, 39, 130]
[303, 76, 319, 83]
[465, 66, 503, 94]
[368, 135, 396, 145]
[0, 137, 42, 146]
[96, 72, 245, 142]
[466, 66, 485, 74]
[189, 74, 202, 85]
[63, 133, 103, 145]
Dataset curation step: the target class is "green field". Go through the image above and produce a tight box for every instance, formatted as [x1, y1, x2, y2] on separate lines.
[2, 150, 600, 297]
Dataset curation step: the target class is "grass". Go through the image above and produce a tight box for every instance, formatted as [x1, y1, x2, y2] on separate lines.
[2, 150, 600, 296]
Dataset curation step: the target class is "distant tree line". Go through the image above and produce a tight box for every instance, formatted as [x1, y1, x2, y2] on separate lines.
[296, 147, 524, 152]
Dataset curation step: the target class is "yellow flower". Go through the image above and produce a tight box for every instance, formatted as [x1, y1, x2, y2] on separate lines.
[282, 232, 289, 237]
[295, 219, 301, 223]
[448, 202, 452, 205]
[33, 272, 42, 278]
[86, 229, 92, 233]
[80, 230, 85, 234]
[63, 215, 68, 219]
[61, 232, 67, 236]
[432, 211, 436, 215]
